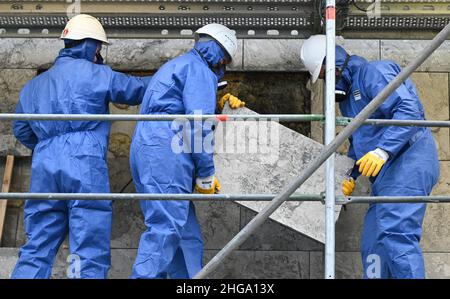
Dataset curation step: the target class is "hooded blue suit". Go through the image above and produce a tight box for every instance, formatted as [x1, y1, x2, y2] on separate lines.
[11, 39, 150, 279]
[130, 40, 226, 279]
[335, 46, 439, 278]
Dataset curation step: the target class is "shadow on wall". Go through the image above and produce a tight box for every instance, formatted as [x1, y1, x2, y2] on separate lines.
[218, 72, 312, 137]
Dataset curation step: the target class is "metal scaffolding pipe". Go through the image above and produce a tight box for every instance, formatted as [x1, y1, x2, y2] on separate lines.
[339, 118, 450, 128]
[194, 22, 450, 279]
[3, 113, 450, 127]
[2, 192, 450, 204]
[324, 0, 337, 279]
[0, 113, 325, 122]
[0, 192, 324, 202]
[341, 196, 450, 204]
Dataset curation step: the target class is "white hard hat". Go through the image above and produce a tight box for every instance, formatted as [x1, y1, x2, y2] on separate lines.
[300, 35, 326, 83]
[195, 23, 238, 60]
[60, 14, 109, 44]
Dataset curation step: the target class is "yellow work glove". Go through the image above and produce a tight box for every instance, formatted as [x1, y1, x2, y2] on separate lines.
[342, 177, 356, 196]
[356, 148, 389, 177]
[194, 176, 221, 194]
[218, 93, 245, 111]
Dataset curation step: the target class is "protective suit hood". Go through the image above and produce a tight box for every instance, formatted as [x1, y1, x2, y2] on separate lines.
[194, 40, 227, 79]
[335, 45, 367, 94]
[57, 39, 100, 63]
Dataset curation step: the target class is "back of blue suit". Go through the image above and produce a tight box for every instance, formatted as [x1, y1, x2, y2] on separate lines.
[336, 46, 439, 278]
[130, 40, 225, 279]
[11, 39, 150, 279]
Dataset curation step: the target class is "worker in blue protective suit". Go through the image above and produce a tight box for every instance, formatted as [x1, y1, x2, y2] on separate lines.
[301, 35, 439, 279]
[11, 14, 151, 279]
[130, 23, 245, 279]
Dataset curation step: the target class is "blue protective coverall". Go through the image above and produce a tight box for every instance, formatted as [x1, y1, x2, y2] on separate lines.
[12, 39, 151, 279]
[130, 40, 226, 278]
[335, 46, 440, 278]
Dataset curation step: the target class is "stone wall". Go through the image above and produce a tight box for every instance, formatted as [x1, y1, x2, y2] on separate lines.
[1, 38, 450, 278]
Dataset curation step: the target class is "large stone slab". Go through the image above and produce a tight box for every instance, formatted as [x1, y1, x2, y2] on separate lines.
[107, 39, 243, 71]
[214, 105, 355, 243]
[381, 40, 450, 72]
[410, 72, 449, 160]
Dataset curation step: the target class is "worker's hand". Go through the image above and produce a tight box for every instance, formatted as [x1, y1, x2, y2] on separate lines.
[218, 93, 245, 111]
[342, 177, 356, 196]
[356, 148, 389, 177]
[194, 176, 221, 194]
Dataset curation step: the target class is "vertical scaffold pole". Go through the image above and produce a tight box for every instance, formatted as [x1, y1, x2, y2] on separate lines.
[324, 0, 336, 279]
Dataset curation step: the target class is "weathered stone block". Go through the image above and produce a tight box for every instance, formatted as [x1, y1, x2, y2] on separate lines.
[0, 206, 19, 247]
[244, 38, 379, 72]
[0, 135, 32, 157]
[0, 69, 36, 141]
[424, 253, 450, 279]
[15, 207, 26, 247]
[309, 79, 324, 144]
[108, 104, 140, 158]
[381, 40, 450, 72]
[411, 72, 449, 160]
[107, 39, 243, 71]
[244, 39, 304, 71]
[0, 39, 61, 69]
[0, 248, 18, 279]
[195, 201, 241, 250]
[335, 202, 369, 252]
[51, 248, 138, 279]
[108, 157, 145, 249]
[432, 161, 450, 196]
[309, 251, 363, 279]
[422, 201, 450, 252]
[203, 250, 310, 279]
[214, 105, 355, 243]
[338, 38, 381, 61]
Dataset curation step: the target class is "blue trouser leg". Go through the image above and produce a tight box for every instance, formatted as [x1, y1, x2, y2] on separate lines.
[361, 189, 426, 279]
[131, 199, 190, 278]
[167, 202, 204, 279]
[11, 200, 68, 279]
[68, 200, 112, 279]
[66, 154, 112, 279]
[131, 198, 204, 279]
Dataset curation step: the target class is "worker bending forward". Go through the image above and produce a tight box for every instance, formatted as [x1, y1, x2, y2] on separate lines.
[130, 23, 244, 279]
[301, 35, 439, 279]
